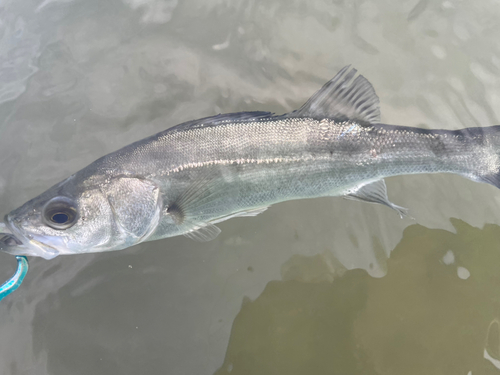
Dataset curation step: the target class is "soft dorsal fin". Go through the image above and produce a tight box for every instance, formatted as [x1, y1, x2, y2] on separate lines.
[287, 66, 381, 123]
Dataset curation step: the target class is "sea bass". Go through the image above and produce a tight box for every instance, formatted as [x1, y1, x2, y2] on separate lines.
[1, 66, 499, 260]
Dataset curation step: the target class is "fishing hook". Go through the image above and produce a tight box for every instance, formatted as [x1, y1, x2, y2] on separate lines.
[0, 256, 28, 302]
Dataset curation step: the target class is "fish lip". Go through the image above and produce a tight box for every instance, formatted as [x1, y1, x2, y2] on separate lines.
[0, 216, 29, 256]
[2, 214, 60, 259]
[4, 214, 28, 247]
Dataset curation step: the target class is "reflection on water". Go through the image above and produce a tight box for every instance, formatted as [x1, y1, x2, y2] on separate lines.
[0, 5, 40, 104]
[216, 219, 500, 375]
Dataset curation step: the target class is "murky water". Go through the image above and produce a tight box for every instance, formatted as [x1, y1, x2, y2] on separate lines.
[1, 0, 500, 374]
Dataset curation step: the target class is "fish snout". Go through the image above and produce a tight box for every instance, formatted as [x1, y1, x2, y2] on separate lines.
[1, 215, 60, 259]
[0, 233, 23, 247]
[0, 232, 27, 256]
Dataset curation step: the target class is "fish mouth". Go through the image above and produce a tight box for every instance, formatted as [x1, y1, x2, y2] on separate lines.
[0, 215, 28, 255]
[0, 215, 60, 259]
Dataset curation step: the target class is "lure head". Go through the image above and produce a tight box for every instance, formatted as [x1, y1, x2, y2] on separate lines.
[1, 173, 161, 259]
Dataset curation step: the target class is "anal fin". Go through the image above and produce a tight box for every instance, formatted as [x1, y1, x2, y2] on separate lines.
[345, 180, 409, 218]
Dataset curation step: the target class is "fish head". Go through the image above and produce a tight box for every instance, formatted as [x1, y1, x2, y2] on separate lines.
[1, 177, 118, 259]
[1, 174, 161, 259]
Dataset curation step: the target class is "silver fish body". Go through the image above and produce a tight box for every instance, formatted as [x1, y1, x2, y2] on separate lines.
[2, 66, 499, 259]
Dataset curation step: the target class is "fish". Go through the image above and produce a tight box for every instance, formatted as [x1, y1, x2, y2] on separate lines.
[1, 65, 499, 260]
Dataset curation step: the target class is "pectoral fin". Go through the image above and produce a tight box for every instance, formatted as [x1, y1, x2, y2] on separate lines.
[345, 180, 409, 218]
[165, 167, 231, 241]
[166, 169, 271, 242]
[209, 206, 269, 225]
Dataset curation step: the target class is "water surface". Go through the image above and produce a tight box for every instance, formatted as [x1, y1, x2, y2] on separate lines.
[1, 0, 500, 374]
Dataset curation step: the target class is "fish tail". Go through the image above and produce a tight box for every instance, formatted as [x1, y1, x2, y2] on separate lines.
[457, 125, 500, 188]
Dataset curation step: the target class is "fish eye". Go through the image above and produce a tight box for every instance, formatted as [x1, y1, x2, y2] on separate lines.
[51, 213, 69, 224]
[42, 197, 78, 230]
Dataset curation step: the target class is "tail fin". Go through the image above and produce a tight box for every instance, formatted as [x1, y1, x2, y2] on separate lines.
[456, 125, 500, 188]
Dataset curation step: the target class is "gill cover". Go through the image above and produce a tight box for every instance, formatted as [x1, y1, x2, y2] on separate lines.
[102, 177, 161, 241]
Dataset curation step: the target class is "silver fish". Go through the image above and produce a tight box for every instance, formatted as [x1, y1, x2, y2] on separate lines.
[1, 66, 499, 259]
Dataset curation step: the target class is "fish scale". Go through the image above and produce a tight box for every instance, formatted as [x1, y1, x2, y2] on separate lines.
[1, 66, 499, 262]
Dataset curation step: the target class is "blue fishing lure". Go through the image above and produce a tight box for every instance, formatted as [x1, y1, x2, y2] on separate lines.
[0, 256, 28, 301]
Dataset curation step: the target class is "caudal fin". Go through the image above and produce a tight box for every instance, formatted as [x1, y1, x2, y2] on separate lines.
[456, 125, 500, 188]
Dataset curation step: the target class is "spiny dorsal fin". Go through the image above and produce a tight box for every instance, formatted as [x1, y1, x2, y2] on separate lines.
[287, 66, 381, 123]
[169, 111, 274, 133]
